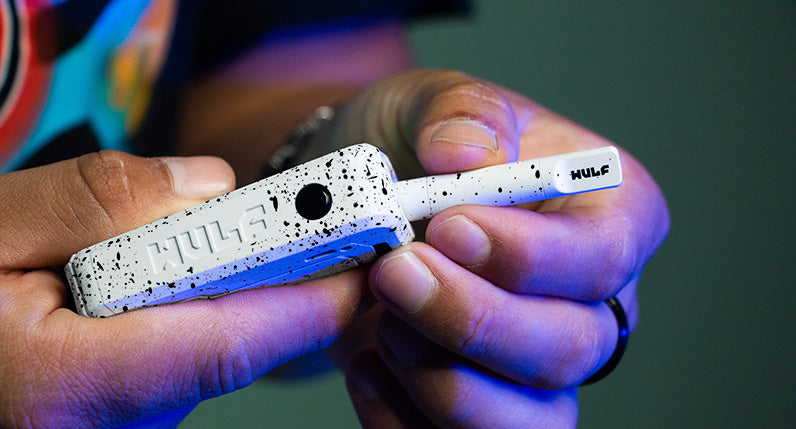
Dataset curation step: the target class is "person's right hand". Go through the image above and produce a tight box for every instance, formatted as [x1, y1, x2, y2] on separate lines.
[0, 151, 367, 427]
[311, 70, 668, 428]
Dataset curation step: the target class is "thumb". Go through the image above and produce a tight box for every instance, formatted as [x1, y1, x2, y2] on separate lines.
[304, 70, 522, 179]
[409, 70, 522, 175]
[0, 150, 234, 269]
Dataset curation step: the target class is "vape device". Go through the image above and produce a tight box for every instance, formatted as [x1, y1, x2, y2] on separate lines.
[66, 144, 622, 317]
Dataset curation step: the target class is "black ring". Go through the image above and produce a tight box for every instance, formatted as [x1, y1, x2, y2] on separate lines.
[582, 297, 629, 386]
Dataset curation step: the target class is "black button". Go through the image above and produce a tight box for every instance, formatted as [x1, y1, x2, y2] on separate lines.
[295, 183, 332, 220]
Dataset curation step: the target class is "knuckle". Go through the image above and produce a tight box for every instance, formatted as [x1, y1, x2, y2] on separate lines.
[75, 151, 169, 226]
[438, 76, 512, 118]
[436, 380, 479, 428]
[595, 218, 639, 299]
[456, 301, 508, 363]
[451, 78, 504, 105]
[76, 151, 136, 219]
[198, 317, 259, 401]
[548, 315, 605, 388]
[208, 331, 256, 397]
[573, 215, 639, 301]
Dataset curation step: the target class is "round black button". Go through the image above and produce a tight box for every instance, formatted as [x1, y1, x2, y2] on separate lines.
[295, 183, 332, 220]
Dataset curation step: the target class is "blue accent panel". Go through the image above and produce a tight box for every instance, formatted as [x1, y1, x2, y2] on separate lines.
[140, 227, 402, 307]
[1, 0, 148, 172]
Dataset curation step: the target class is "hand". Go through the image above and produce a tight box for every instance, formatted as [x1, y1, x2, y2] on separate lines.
[0, 152, 367, 427]
[316, 70, 670, 427]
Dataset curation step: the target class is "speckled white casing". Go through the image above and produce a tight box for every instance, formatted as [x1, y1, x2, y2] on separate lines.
[67, 144, 622, 318]
[66, 144, 413, 317]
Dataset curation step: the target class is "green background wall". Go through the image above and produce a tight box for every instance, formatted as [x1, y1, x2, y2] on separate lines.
[183, 1, 796, 427]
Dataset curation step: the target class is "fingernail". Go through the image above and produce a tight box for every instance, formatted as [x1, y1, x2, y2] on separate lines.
[373, 252, 436, 314]
[431, 118, 498, 153]
[379, 315, 432, 366]
[428, 215, 491, 266]
[162, 157, 234, 200]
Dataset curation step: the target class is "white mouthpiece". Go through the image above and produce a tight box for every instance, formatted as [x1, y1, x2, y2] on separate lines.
[393, 146, 622, 221]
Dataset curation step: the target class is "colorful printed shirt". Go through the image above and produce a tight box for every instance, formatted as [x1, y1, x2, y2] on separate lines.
[0, 0, 467, 172]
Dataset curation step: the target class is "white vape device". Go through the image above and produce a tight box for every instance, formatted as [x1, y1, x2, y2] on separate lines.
[66, 144, 622, 317]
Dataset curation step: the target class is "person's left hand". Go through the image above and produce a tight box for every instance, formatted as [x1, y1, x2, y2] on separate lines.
[310, 70, 669, 428]
[0, 153, 369, 427]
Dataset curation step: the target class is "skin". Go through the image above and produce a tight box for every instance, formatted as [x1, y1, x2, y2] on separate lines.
[308, 70, 670, 428]
[0, 17, 669, 429]
[0, 152, 369, 427]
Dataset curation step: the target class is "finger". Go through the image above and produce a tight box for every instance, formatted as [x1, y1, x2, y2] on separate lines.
[370, 244, 625, 389]
[376, 315, 579, 428]
[425, 204, 637, 301]
[27, 267, 368, 425]
[0, 150, 234, 269]
[345, 346, 434, 428]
